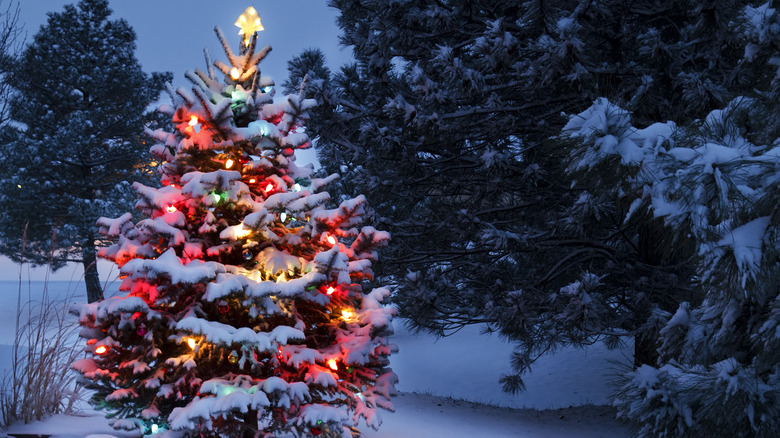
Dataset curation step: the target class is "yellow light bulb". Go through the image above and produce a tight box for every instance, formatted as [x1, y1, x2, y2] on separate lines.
[187, 338, 196, 349]
[342, 310, 353, 320]
[95, 345, 108, 355]
[248, 178, 256, 184]
[188, 115, 198, 126]
[235, 224, 251, 238]
[225, 158, 234, 169]
[230, 67, 240, 80]
[327, 359, 338, 371]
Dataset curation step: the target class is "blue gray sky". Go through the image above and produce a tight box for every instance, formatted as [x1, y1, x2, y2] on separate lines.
[2, 0, 350, 280]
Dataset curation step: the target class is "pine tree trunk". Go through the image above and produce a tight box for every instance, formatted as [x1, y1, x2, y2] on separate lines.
[242, 409, 259, 438]
[82, 239, 103, 303]
[634, 332, 658, 368]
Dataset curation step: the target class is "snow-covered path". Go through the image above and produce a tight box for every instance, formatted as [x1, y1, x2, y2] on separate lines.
[365, 392, 626, 438]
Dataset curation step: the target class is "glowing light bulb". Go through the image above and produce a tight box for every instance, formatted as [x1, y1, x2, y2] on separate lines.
[225, 158, 234, 169]
[211, 193, 221, 203]
[230, 67, 240, 80]
[326, 286, 335, 295]
[280, 212, 287, 222]
[187, 338, 196, 349]
[342, 310, 353, 320]
[165, 205, 177, 214]
[293, 183, 302, 192]
[188, 115, 198, 126]
[265, 183, 274, 192]
[95, 345, 108, 355]
[248, 178, 256, 184]
[327, 359, 338, 371]
[151, 424, 159, 434]
[235, 224, 251, 238]
[326, 235, 337, 245]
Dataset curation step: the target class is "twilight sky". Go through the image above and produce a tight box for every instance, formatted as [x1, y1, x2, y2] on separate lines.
[1, 0, 350, 281]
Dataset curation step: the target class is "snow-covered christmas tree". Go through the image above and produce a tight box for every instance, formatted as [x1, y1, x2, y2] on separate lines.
[71, 7, 396, 437]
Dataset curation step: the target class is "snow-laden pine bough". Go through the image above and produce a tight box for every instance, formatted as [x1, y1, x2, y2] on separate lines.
[70, 11, 396, 438]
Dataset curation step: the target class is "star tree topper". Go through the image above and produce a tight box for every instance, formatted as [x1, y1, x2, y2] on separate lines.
[235, 6, 264, 45]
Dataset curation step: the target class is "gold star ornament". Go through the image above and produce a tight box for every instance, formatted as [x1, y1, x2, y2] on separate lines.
[235, 6, 264, 45]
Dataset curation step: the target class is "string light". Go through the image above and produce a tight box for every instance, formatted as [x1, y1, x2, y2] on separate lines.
[151, 424, 159, 434]
[293, 183, 302, 192]
[188, 115, 198, 126]
[165, 205, 177, 214]
[341, 310, 353, 320]
[280, 212, 287, 222]
[211, 193, 221, 203]
[327, 359, 338, 370]
[326, 286, 335, 295]
[230, 67, 240, 80]
[235, 224, 251, 238]
[326, 235, 337, 245]
[265, 183, 274, 192]
[187, 338, 197, 349]
[225, 158, 235, 169]
[95, 345, 108, 355]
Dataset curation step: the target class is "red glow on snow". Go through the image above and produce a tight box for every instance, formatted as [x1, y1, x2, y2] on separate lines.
[188, 115, 198, 126]
[326, 235, 337, 245]
[95, 345, 108, 355]
[165, 205, 177, 214]
[327, 359, 338, 370]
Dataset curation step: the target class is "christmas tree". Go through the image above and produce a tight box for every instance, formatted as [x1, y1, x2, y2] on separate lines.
[71, 7, 397, 437]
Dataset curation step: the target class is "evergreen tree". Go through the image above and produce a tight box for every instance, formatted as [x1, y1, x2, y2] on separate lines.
[602, 4, 780, 436]
[289, 0, 772, 391]
[0, 0, 21, 127]
[72, 11, 396, 438]
[0, 0, 170, 303]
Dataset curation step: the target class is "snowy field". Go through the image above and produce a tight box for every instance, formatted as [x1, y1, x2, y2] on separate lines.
[0, 280, 630, 437]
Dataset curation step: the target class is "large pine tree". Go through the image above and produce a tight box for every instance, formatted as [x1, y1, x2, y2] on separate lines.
[289, 0, 772, 391]
[72, 11, 396, 438]
[0, 0, 170, 302]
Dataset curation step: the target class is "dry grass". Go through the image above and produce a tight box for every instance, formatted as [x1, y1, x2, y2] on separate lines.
[0, 228, 85, 428]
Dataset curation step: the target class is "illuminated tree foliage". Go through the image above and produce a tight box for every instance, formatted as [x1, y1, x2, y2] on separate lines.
[72, 15, 396, 438]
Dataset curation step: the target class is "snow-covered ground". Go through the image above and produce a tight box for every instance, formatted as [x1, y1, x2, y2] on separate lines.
[0, 280, 630, 437]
